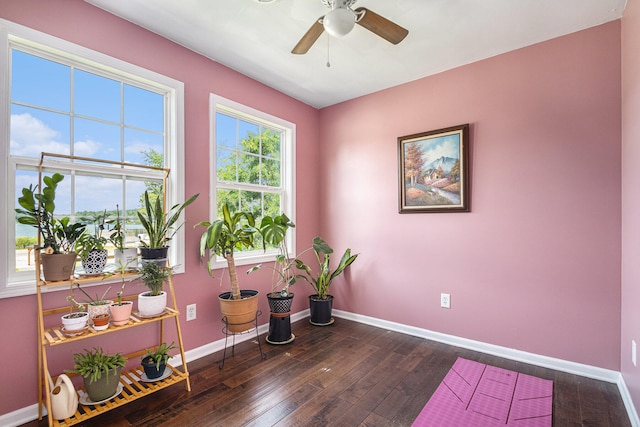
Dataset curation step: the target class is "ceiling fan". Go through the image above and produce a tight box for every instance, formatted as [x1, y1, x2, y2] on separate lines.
[292, 0, 409, 54]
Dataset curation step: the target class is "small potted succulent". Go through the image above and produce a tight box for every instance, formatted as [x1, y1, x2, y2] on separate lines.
[68, 347, 127, 402]
[15, 173, 86, 281]
[108, 263, 135, 326]
[141, 341, 176, 380]
[67, 283, 113, 324]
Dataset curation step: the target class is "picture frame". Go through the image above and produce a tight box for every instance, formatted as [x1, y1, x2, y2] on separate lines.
[398, 124, 470, 213]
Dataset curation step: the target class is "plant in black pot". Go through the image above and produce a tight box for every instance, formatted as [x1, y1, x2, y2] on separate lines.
[15, 173, 86, 281]
[137, 190, 199, 264]
[137, 260, 172, 317]
[196, 202, 259, 333]
[248, 213, 299, 344]
[295, 237, 358, 326]
[141, 341, 176, 380]
[68, 347, 127, 403]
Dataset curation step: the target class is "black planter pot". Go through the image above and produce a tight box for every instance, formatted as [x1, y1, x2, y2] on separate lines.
[141, 357, 166, 380]
[309, 294, 334, 326]
[266, 293, 294, 345]
[140, 246, 169, 260]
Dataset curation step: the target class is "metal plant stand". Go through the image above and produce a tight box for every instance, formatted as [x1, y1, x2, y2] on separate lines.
[219, 310, 266, 369]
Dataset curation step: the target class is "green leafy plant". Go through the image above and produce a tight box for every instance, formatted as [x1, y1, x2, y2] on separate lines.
[196, 203, 257, 300]
[67, 283, 112, 308]
[138, 261, 172, 296]
[75, 210, 109, 260]
[248, 213, 299, 296]
[68, 347, 127, 384]
[137, 191, 199, 248]
[15, 173, 86, 253]
[295, 237, 359, 300]
[142, 341, 176, 371]
[108, 204, 126, 252]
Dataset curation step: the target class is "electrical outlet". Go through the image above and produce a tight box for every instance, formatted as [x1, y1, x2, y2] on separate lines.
[633, 340, 637, 367]
[440, 293, 451, 309]
[186, 303, 196, 321]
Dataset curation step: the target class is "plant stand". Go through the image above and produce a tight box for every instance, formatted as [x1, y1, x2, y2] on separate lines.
[265, 293, 295, 345]
[219, 310, 266, 369]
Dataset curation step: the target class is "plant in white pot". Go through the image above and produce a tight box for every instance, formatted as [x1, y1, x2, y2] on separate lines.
[197, 203, 259, 333]
[295, 237, 359, 326]
[109, 205, 138, 271]
[137, 191, 199, 264]
[15, 173, 86, 281]
[136, 261, 172, 317]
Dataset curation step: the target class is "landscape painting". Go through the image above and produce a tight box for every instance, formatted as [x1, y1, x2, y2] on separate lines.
[398, 124, 469, 213]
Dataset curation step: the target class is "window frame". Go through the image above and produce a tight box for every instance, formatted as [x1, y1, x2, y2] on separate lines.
[0, 18, 187, 298]
[209, 93, 296, 269]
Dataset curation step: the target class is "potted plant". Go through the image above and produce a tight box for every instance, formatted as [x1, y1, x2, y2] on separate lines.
[67, 282, 113, 326]
[137, 261, 172, 317]
[68, 347, 126, 402]
[196, 203, 259, 333]
[75, 211, 109, 274]
[248, 213, 299, 343]
[295, 237, 359, 326]
[140, 341, 176, 380]
[109, 204, 138, 270]
[15, 173, 86, 281]
[137, 191, 199, 263]
[108, 263, 134, 326]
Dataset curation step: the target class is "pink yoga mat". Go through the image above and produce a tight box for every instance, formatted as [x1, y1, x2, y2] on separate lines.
[412, 357, 553, 426]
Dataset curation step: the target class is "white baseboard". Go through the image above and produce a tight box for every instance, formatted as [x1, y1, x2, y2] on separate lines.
[4, 308, 638, 427]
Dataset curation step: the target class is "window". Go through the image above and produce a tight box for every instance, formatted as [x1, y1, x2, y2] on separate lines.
[210, 94, 296, 267]
[0, 19, 186, 297]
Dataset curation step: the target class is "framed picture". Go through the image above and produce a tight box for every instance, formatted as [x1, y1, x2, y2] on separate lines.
[398, 124, 470, 213]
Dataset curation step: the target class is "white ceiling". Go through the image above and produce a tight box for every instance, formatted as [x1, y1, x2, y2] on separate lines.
[84, 0, 626, 109]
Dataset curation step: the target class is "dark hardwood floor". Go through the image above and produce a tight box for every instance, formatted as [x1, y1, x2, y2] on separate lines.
[24, 318, 631, 426]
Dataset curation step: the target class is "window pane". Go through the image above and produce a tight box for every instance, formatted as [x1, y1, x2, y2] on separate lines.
[264, 193, 281, 217]
[216, 189, 239, 217]
[10, 105, 70, 157]
[239, 120, 259, 155]
[262, 158, 280, 187]
[11, 49, 70, 111]
[216, 113, 236, 148]
[74, 117, 120, 161]
[216, 147, 236, 182]
[125, 128, 164, 165]
[124, 84, 164, 132]
[238, 152, 260, 185]
[240, 190, 262, 219]
[74, 69, 120, 122]
[262, 129, 281, 159]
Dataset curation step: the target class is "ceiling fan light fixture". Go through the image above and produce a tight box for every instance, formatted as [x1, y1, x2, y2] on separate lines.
[323, 8, 356, 37]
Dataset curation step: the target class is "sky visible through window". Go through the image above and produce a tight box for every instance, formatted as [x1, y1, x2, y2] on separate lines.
[11, 49, 165, 237]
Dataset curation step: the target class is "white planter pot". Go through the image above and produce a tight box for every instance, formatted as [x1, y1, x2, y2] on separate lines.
[61, 312, 89, 331]
[137, 291, 167, 317]
[114, 248, 138, 270]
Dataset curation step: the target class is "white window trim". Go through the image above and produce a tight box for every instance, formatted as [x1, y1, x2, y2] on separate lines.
[209, 93, 296, 270]
[0, 19, 186, 298]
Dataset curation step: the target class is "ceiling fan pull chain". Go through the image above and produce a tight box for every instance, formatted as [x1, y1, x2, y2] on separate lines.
[326, 35, 331, 68]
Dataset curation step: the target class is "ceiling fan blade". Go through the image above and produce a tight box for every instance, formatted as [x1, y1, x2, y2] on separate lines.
[354, 7, 408, 45]
[292, 18, 325, 54]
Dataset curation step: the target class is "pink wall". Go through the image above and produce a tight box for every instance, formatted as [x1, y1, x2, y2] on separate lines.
[319, 22, 622, 369]
[0, 0, 320, 415]
[622, 0, 640, 414]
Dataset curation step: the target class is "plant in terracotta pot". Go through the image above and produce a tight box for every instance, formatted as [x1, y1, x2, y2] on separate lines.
[136, 260, 172, 317]
[137, 190, 199, 263]
[15, 173, 86, 281]
[109, 204, 138, 270]
[196, 202, 259, 333]
[68, 347, 126, 403]
[295, 237, 359, 326]
[141, 341, 176, 380]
